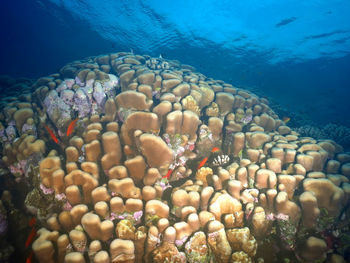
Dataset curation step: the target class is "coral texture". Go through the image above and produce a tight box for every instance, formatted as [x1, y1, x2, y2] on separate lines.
[0, 52, 350, 263]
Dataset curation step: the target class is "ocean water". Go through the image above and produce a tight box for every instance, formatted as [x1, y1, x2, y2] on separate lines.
[1, 0, 350, 262]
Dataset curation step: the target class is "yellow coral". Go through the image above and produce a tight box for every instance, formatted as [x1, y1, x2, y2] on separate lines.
[182, 95, 201, 115]
[206, 102, 219, 117]
[226, 227, 257, 257]
[231, 251, 252, 263]
[184, 232, 209, 262]
[195, 167, 213, 186]
[207, 228, 232, 263]
[116, 219, 136, 240]
[151, 242, 185, 263]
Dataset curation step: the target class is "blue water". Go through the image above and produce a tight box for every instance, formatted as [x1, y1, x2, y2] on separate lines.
[1, 0, 350, 128]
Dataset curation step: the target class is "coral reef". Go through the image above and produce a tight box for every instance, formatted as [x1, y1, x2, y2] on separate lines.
[295, 124, 350, 151]
[0, 52, 350, 263]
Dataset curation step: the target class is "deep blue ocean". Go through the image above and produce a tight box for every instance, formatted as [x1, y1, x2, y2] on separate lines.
[1, 0, 350, 130]
[1, 0, 350, 144]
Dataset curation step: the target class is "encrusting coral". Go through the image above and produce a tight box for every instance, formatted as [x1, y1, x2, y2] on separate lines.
[0, 51, 350, 262]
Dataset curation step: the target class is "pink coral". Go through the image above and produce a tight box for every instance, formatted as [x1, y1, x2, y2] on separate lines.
[21, 123, 36, 135]
[9, 160, 27, 177]
[117, 214, 127, 220]
[109, 212, 117, 221]
[266, 212, 289, 221]
[175, 235, 188, 247]
[158, 179, 171, 191]
[40, 183, 54, 195]
[133, 210, 143, 223]
[63, 201, 72, 211]
[275, 213, 289, 221]
[55, 193, 66, 201]
[186, 142, 195, 151]
[266, 213, 275, 221]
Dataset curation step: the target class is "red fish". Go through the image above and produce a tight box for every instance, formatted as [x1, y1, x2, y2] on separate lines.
[211, 147, 220, 153]
[25, 227, 37, 248]
[28, 217, 36, 227]
[162, 168, 173, 179]
[66, 118, 78, 137]
[45, 125, 59, 144]
[26, 251, 33, 263]
[197, 147, 221, 170]
[197, 157, 209, 170]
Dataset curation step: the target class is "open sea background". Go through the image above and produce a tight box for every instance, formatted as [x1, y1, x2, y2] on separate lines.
[1, 0, 350, 147]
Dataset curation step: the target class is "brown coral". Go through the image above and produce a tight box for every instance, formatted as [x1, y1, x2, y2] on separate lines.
[2, 51, 349, 263]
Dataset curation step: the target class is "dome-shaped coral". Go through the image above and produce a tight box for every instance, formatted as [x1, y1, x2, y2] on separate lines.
[1, 52, 349, 263]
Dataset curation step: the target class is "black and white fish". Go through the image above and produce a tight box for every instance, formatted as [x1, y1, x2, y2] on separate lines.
[212, 154, 230, 166]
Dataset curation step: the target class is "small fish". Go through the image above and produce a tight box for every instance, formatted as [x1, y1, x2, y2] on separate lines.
[197, 157, 209, 170]
[28, 217, 36, 227]
[25, 227, 37, 248]
[26, 251, 33, 263]
[45, 125, 59, 144]
[66, 118, 78, 137]
[197, 147, 221, 170]
[282, 117, 290, 124]
[211, 147, 220, 153]
[162, 168, 173, 179]
[212, 154, 230, 166]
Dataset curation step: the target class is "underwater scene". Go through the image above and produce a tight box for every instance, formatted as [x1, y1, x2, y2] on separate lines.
[1, 1, 350, 262]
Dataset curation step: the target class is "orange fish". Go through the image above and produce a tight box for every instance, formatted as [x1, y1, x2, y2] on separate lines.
[162, 168, 173, 179]
[211, 147, 220, 153]
[197, 157, 208, 170]
[45, 125, 59, 144]
[26, 251, 33, 263]
[66, 118, 78, 137]
[25, 227, 37, 248]
[282, 117, 290, 124]
[28, 217, 36, 228]
[197, 147, 221, 170]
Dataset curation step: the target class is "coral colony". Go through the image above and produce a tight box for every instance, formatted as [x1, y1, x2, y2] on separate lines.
[0, 51, 350, 263]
